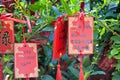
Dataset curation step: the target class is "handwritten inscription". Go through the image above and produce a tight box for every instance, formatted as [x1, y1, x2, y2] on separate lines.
[68, 16, 93, 54]
[15, 43, 38, 78]
[18, 49, 35, 67]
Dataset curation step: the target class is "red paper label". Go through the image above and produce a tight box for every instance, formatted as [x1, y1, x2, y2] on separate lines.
[14, 43, 38, 78]
[0, 20, 14, 54]
[68, 16, 93, 54]
[53, 21, 68, 59]
[0, 63, 3, 80]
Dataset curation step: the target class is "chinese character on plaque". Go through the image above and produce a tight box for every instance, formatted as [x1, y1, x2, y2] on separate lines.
[0, 20, 14, 53]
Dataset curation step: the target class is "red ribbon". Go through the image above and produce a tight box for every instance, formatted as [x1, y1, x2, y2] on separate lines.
[22, 28, 27, 46]
[79, 51, 84, 80]
[0, 62, 3, 80]
[56, 62, 62, 80]
[54, 14, 68, 28]
[0, 13, 32, 32]
[25, 16, 32, 32]
[26, 74, 29, 80]
[80, 2, 84, 11]
[73, 12, 85, 35]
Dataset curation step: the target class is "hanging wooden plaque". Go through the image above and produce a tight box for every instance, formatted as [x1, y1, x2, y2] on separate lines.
[0, 20, 14, 54]
[14, 43, 38, 78]
[68, 16, 93, 54]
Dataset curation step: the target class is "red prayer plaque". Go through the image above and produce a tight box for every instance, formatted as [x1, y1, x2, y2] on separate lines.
[0, 20, 14, 54]
[68, 16, 94, 54]
[14, 43, 38, 78]
[53, 21, 68, 59]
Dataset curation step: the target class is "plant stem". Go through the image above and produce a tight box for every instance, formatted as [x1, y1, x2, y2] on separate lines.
[97, 18, 120, 38]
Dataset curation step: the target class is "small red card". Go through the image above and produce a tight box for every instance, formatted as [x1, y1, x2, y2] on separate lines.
[0, 20, 14, 54]
[14, 43, 38, 78]
[53, 21, 68, 59]
[68, 16, 94, 54]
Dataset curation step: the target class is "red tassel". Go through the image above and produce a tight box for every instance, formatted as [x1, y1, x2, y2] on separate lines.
[79, 51, 84, 80]
[56, 62, 62, 80]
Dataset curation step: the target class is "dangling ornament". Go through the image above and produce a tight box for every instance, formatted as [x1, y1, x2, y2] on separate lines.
[0, 14, 32, 54]
[14, 28, 38, 79]
[52, 15, 68, 60]
[0, 14, 14, 53]
[52, 14, 68, 80]
[68, 12, 94, 80]
[14, 43, 38, 79]
[68, 12, 93, 55]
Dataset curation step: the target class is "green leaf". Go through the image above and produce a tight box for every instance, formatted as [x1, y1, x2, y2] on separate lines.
[112, 71, 120, 80]
[104, 0, 107, 5]
[99, 27, 105, 39]
[68, 66, 79, 78]
[84, 71, 92, 80]
[114, 54, 120, 59]
[110, 48, 119, 57]
[91, 71, 105, 75]
[41, 75, 55, 80]
[94, 28, 99, 39]
[3, 66, 13, 75]
[83, 56, 91, 67]
[61, 0, 72, 15]
[28, 2, 41, 12]
[62, 76, 67, 80]
[39, 67, 45, 75]
[43, 46, 52, 65]
[4, 55, 13, 63]
[111, 36, 120, 44]
[43, 46, 52, 58]
[116, 63, 120, 71]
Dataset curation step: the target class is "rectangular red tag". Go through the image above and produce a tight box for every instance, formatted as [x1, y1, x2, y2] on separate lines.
[0, 20, 14, 54]
[68, 16, 94, 54]
[53, 21, 68, 59]
[14, 43, 38, 78]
